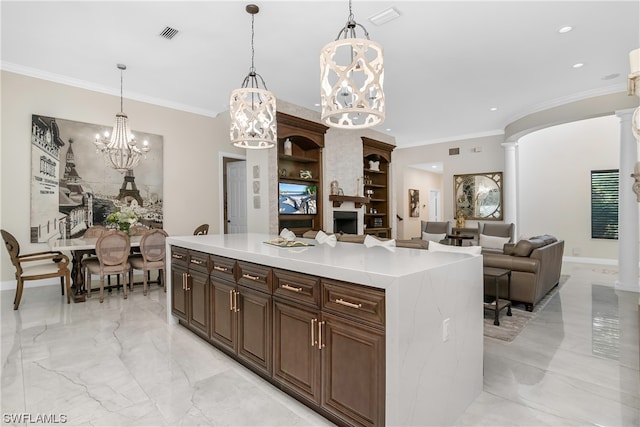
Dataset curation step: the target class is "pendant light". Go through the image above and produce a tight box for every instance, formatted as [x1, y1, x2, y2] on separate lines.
[94, 64, 150, 172]
[320, 0, 385, 129]
[229, 4, 277, 149]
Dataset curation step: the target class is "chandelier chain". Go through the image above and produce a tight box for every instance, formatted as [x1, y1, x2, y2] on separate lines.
[250, 12, 255, 74]
[119, 69, 124, 113]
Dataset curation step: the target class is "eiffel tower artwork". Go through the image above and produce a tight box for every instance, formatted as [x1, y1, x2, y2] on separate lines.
[117, 169, 143, 206]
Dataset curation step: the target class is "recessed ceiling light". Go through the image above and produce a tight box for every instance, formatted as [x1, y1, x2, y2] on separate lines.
[314, 103, 320, 107]
[602, 73, 620, 80]
[573, 63, 584, 68]
[489, 107, 498, 111]
[431, 165, 437, 169]
[386, 128, 391, 132]
[558, 26, 573, 34]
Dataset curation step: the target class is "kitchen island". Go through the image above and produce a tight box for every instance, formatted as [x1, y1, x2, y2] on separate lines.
[166, 233, 483, 426]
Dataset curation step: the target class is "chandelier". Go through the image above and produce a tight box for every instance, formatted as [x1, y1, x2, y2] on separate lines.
[320, 0, 385, 129]
[94, 64, 149, 172]
[229, 4, 277, 149]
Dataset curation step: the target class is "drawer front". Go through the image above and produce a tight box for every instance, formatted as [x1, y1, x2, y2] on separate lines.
[236, 261, 272, 293]
[322, 279, 385, 328]
[273, 269, 320, 307]
[188, 250, 210, 274]
[170, 246, 189, 267]
[210, 255, 236, 282]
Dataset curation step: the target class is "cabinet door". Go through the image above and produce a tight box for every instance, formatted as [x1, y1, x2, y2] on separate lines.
[273, 299, 321, 405]
[187, 269, 209, 338]
[321, 313, 385, 427]
[171, 263, 188, 321]
[210, 277, 236, 353]
[236, 285, 272, 376]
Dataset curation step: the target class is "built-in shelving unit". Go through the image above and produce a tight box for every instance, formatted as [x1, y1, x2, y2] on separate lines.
[328, 195, 370, 208]
[277, 112, 328, 236]
[363, 137, 395, 238]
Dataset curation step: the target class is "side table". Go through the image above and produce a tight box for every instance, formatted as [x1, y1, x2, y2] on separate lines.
[483, 266, 512, 326]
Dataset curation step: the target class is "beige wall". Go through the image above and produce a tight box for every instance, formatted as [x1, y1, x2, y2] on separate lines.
[518, 115, 620, 260]
[1, 71, 242, 283]
[396, 168, 443, 240]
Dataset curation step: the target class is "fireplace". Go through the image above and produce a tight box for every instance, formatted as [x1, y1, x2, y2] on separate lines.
[333, 211, 358, 234]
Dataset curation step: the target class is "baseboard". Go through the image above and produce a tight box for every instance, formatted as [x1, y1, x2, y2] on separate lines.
[0, 278, 59, 291]
[563, 256, 618, 266]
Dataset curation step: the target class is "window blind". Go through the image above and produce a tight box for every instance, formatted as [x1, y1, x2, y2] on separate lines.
[591, 169, 618, 240]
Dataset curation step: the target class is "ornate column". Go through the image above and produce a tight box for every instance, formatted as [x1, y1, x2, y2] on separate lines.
[615, 108, 639, 292]
[501, 141, 518, 238]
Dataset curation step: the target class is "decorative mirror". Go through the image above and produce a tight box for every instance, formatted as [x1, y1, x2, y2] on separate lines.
[454, 172, 503, 220]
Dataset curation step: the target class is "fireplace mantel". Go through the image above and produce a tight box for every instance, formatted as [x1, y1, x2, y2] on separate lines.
[328, 195, 370, 208]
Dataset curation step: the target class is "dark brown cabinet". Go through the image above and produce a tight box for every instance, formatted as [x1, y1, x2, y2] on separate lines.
[362, 137, 395, 239]
[277, 112, 328, 236]
[170, 247, 209, 339]
[171, 246, 385, 427]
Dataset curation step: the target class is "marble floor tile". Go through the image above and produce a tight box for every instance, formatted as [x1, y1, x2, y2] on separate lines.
[1, 262, 638, 426]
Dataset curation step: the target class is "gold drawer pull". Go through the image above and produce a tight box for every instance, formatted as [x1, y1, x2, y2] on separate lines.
[229, 289, 234, 311]
[318, 321, 325, 349]
[310, 319, 316, 347]
[242, 273, 260, 281]
[190, 259, 204, 265]
[281, 284, 302, 293]
[172, 254, 184, 260]
[335, 298, 362, 309]
[213, 265, 229, 272]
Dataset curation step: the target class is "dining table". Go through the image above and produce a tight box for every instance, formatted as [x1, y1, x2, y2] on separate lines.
[49, 235, 142, 302]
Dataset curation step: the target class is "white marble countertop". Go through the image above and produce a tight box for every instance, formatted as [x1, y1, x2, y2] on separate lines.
[166, 232, 475, 289]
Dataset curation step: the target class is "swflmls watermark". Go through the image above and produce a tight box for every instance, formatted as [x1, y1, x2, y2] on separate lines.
[2, 413, 68, 424]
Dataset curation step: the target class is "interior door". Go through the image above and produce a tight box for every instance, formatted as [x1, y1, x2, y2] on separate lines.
[226, 160, 247, 233]
[429, 190, 441, 221]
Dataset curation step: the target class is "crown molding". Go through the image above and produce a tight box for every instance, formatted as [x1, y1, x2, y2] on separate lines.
[1, 61, 219, 118]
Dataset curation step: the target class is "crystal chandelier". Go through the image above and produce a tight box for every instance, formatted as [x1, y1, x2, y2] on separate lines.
[94, 64, 149, 172]
[320, 0, 385, 129]
[229, 4, 276, 149]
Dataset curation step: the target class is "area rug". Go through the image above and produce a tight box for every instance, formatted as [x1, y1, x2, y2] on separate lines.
[483, 275, 569, 342]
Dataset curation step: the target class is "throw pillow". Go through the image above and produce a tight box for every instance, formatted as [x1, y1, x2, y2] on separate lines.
[422, 232, 446, 242]
[428, 240, 482, 256]
[479, 233, 510, 250]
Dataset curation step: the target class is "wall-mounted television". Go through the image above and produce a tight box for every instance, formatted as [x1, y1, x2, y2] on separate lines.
[279, 182, 317, 215]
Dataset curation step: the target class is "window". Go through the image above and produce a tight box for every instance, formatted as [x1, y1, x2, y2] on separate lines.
[591, 169, 618, 239]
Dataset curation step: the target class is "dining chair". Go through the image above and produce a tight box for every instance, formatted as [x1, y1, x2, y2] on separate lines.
[193, 224, 209, 235]
[129, 225, 149, 236]
[129, 229, 168, 295]
[1, 229, 71, 310]
[84, 225, 107, 238]
[82, 230, 131, 303]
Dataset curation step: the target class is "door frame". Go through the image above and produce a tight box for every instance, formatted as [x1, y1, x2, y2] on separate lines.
[219, 152, 246, 234]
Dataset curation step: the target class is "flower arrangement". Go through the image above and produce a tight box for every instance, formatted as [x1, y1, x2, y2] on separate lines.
[106, 208, 138, 234]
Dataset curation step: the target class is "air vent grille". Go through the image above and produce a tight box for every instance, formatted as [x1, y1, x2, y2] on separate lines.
[159, 26, 179, 40]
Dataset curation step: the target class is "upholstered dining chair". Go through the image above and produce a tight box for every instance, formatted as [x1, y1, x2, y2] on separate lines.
[82, 230, 131, 303]
[193, 224, 209, 235]
[129, 229, 168, 295]
[1, 229, 71, 310]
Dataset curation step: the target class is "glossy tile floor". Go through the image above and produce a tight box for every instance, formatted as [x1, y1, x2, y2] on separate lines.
[1, 263, 638, 426]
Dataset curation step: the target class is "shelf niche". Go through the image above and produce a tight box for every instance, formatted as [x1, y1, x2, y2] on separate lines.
[362, 137, 395, 239]
[328, 195, 370, 208]
[277, 112, 328, 236]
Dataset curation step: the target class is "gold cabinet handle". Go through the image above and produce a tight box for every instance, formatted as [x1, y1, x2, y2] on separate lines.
[213, 265, 228, 272]
[185, 273, 191, 291]
[318, 321, 325, 349]
[190, 259, 204, 265]
[229, 289, 234, 311]
[335, 298, 362, 309]
[182, 272, 186, 290]
[234, 290, 240, 313]
[242, 273, 260, 281]
[281, 284, 303, 293]
[172, 254, 184, 260]
[310, 318, 316, 347]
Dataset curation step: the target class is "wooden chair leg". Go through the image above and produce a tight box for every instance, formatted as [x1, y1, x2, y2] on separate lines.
[99, 275, 105, 303]
[143, 269, 148, 296]
[65, 271, 71, 304]
[85, 267, 92, 298]
[162, 269, 166, 293]
[60, 277, 65, 295]
[123, 273, 128, 299]
[13, 278, 24, 310]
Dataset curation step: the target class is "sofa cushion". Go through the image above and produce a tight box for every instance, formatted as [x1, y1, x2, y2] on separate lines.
[479, 233, 510, 250]
[422, 232, 446, 243]
[428, 241, 482, 256]
[531, 234, 558, 245]
[512, 238, 549, 257]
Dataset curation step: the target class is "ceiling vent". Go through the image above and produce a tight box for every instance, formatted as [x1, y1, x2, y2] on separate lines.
[159, 26, 179, 40]
[368, 7, 401, 26]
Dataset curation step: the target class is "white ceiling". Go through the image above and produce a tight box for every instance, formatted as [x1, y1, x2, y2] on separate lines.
[2, 1, 638, 149]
